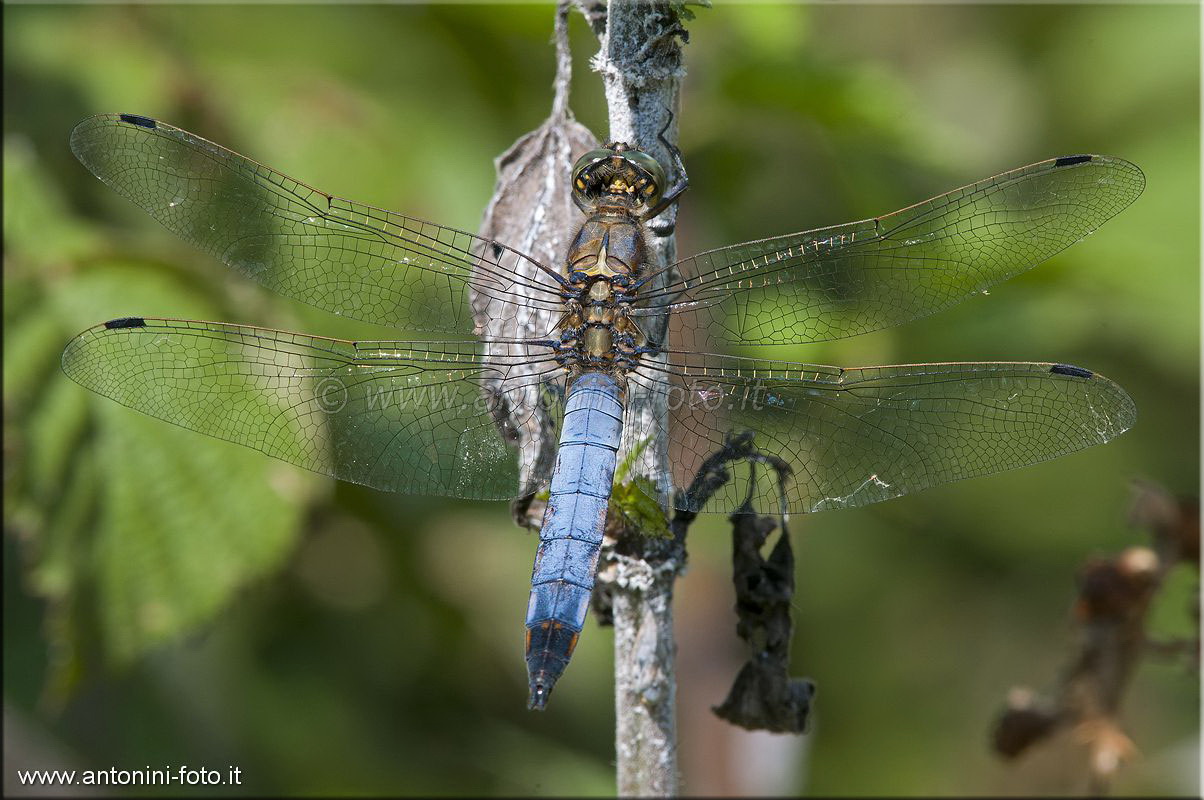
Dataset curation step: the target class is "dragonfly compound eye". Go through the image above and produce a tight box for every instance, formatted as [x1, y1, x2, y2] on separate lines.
[619, 148, 667, 207]
[571, 146, 667, 210]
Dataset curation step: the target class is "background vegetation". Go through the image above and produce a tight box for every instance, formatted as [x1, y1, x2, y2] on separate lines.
[4, 4, 1198, 796]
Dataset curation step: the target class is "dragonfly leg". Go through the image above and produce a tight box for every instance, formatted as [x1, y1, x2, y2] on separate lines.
[641, 112, 689, 230]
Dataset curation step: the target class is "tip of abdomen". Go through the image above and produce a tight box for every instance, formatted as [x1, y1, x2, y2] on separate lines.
[525, 619, 579, 711]
[528, 676, 554, 710]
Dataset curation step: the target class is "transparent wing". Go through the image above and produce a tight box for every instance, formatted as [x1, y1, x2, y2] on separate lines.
[61, 317, 567, 499]
[625, 355, 1134, 514]
[637, 155, 1144, 347]
[69, 114, 567, 336]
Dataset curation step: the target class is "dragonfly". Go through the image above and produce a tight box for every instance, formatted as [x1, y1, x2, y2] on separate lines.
[63, 113, 1143, 709]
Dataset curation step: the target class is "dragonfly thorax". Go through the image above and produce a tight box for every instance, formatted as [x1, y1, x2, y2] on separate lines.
[555, 187, 654, 378]
[555, 272, 648, 378]
[565, 213, 646, 279]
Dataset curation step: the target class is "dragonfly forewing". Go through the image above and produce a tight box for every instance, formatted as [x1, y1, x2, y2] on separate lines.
[639, 155, 1145, 349]
[69, 114, 567, 338]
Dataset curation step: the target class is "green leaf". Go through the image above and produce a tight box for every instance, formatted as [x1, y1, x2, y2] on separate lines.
[93, 402, 312, 663]
[3, 138, 99, 268]
[608, 436, 670, 537]
[4, 134, 322, 691]
[609, 479, 670, 539]
[613, 435, 652, 485]
[50, 263, 320, 666]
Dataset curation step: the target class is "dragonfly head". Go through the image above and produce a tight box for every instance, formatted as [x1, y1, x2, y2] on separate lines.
[571, 143, 667, 213]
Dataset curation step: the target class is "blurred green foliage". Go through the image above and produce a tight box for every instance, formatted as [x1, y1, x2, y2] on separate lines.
[3, 4, 1198, 796]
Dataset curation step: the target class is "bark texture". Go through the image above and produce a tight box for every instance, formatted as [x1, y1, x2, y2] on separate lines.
[589, 5, 690, 796]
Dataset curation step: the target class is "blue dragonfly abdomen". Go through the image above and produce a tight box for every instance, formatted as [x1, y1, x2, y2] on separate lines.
[525, 372, 624, 709]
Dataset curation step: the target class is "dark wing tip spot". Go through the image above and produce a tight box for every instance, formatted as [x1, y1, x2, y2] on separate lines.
[104, 317, 147, 330]
[490, 242, 504, 259]
[118, 114, 157, 129]
[1055, 155, 1093, 167]
[1050, 363, 1094, 379]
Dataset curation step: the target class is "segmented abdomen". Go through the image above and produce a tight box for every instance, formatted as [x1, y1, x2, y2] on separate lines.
[525, 372, 623, 709]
